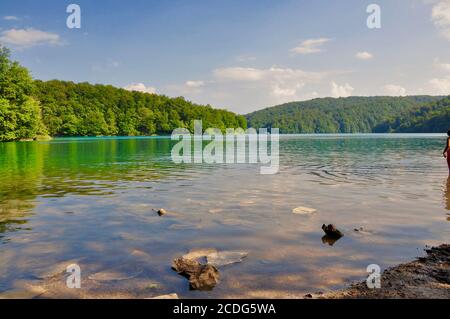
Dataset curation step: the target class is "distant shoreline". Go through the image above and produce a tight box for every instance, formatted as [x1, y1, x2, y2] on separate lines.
[8, 132, 449, 141]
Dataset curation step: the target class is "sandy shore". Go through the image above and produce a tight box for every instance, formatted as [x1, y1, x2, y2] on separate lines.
[307, 244, 450, 299]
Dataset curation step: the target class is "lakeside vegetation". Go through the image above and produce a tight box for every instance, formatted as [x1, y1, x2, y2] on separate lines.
[246, 96, 449, 134]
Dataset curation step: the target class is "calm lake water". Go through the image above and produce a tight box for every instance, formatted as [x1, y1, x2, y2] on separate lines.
[0, 134, 449, 298]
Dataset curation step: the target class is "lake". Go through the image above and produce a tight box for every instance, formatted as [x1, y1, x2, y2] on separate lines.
[0, 134, 449, 298]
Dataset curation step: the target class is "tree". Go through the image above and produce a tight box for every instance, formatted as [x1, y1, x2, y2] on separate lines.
[0, 46, 47, 141]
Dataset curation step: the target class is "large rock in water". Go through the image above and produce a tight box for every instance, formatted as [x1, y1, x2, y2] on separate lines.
[172, 257, 219, 291]
[322, 224, 344, 238]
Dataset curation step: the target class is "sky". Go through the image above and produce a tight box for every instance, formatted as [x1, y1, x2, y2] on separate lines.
[0, 0, 450, 114]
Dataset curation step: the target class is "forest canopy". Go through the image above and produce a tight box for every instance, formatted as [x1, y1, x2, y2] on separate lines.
[246, 96, 449, 134]
[0, 47, 47, 142]
[33, 80, 247, 137]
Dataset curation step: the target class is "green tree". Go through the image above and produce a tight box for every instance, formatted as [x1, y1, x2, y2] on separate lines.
[0, 46, 47, 141]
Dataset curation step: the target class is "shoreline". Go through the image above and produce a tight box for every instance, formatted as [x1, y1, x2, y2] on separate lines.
[1, 245, 448, 299]
[306, 244, 450, 299]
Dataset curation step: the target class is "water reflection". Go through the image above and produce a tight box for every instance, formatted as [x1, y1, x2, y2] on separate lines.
[0, 209, 31, 244]
[444, 177, 450, 210]
[0, 135, 449, 298]
[321, 235, 342, 246]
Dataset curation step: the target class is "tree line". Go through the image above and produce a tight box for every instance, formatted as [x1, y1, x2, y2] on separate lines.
[246, 96, 449, 133]
[34, 80, 247, 137]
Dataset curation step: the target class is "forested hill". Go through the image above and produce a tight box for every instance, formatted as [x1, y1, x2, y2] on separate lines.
[246, 96, 448, 133]
[0, 45, 246, 142]
[374, 96, 450, 133]
[34, 80, 247, 137]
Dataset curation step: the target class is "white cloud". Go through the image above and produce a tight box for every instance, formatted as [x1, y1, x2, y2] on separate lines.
[214, 66, 325, 100]
[124, 83, 157, 94]
[433, 58, 450, 71]
[165, 66, 333, 112]
[271, 85, 298, 98]
[0, 28, 61, 48]
[431, 0, 450, 40]
[331, 82, 354, 98]
[185, 80, 205, 88]
[429, 76, 450, 94]
[290, 38, 331, 55]
[382, 84, 407, 96]
[214, 67, 265, 81]
[355, 51, 374, 60]
[3, 16, 19, 21]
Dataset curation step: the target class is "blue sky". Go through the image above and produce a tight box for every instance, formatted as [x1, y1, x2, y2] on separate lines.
[1, 0, 450, 113]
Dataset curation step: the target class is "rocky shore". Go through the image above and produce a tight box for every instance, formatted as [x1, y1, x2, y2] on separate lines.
[307, 244, 450, 299]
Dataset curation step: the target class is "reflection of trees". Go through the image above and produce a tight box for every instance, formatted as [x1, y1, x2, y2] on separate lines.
[0, 142, 47, 243]
[0, 201, 34, 243]
[0, 138, 191, 242]
[40, 138, 182, 196]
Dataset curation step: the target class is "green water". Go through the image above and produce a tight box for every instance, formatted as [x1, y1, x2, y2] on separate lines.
[0, 134, 449, 298]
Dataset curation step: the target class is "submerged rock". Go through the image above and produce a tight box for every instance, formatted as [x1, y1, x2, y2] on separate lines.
[182, 248, 248, 267]
[183, 248, 218, 261]
[88, 267, 143, 281]
[172, 257, 219, 291]
[292, 206, 317, 216]
[322, 224, 344, 238]
[207, 251, 248, 267]
[172, 248, 247, 290]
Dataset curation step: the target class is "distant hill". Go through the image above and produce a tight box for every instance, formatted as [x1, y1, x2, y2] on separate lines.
[246, 96, 448, 133]
[374, 96, 450, 133]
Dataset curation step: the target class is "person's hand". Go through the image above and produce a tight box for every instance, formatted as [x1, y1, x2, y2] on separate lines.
[444, 152, 447, 158]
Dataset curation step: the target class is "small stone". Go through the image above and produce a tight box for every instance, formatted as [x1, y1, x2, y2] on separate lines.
[156, 208, 167, 216]
[304, 293, 313, 299]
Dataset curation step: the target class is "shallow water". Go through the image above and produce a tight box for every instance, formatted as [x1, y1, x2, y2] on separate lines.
[0, 134, 449, 298]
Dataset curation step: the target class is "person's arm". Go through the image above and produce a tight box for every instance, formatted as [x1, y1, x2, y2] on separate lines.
[444, 138, 449, 157]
